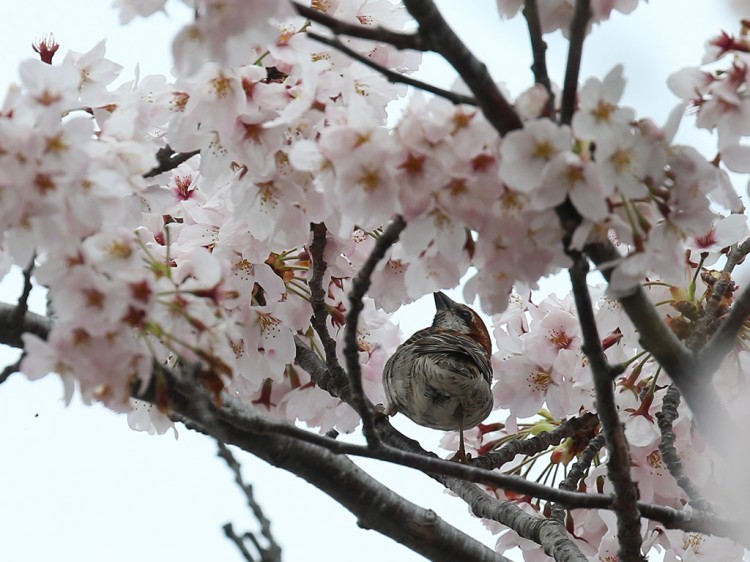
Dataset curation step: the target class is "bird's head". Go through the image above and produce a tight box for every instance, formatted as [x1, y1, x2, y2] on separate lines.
[432, 292, 492, 355]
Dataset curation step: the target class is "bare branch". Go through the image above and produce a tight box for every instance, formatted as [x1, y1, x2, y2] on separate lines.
[560, 0, 591, 125]
[223, 523, 259, 562]
[523, 0, 555, 117]
[568, 254, 644, 561]
[402, 0, 523, 135]
[344, 216, 406, 447]
[305, 31, 477, 106]
[217, 442, 282, 562]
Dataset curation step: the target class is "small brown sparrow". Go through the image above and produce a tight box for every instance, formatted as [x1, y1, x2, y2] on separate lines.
[382, 292, 494, 461]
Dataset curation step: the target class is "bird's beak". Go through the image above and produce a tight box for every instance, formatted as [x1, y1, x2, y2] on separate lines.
[434, 291, 455, 311]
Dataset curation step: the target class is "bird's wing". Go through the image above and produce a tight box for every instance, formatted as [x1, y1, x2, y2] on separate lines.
[407, 331, 493, 384]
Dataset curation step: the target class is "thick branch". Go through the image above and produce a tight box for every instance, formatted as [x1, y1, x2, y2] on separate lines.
[568, 254, 644, 561]
[162, 366, 510, 562]
[402, 0, 523, 135]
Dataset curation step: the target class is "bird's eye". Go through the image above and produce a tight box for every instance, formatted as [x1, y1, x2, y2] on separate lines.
[457, 308, 474, 324]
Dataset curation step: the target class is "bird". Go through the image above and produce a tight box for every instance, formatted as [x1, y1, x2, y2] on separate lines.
[382, 291, 494, 462]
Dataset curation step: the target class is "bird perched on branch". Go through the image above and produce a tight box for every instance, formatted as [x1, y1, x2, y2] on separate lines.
[382, 292, 494, 462]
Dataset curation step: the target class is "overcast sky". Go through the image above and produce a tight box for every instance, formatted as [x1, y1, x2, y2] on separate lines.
[0, 2, 745, 562]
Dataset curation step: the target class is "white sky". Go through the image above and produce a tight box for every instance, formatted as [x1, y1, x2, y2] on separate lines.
[0, 1, 745, 561]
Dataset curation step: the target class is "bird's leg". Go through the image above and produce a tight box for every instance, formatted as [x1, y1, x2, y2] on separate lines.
[450, 411, 469, 463]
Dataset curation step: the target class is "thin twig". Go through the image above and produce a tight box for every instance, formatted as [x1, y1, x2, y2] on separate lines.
[560, 0, 591, 125]
[222, 523, 258, 562]
[0, 358, 21, 385]
[292, 1, 426, 51]
[305, 31, 477, 106]
[217, 442, 282, 562]
[523, 0, 555, 117]
[568, 253, 645, 561]
[344, 216, 406, 447]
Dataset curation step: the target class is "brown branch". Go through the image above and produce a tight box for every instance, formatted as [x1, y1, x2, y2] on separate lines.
[402, 0, 523, 135]
[292, 1, 426, 51]
[523, 0, 555, 117]
[305, 31, 477, 106]
[560, 0, 591, 125]
[568, 253, 645, 561]
[344, 216, 406, 446]
[143, 146, 200, 179]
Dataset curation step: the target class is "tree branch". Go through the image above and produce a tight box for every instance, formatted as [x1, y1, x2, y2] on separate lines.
[307, 223, 350, 399]
[402, 0, 523, 135]
[523, 0, 555, 117]
[159, 364, 511, 562]
[551, 433, 605, 523]
[344, 216, 406, 446]
[560, 0, 591, 125]
[217, 442, 282, 562]
[655, 385, 712, 512]
[584, 241, 728, 450]
[292, 2, 426, 51]
[568, 254, 644, 561]
[0, 304, 743, 545]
